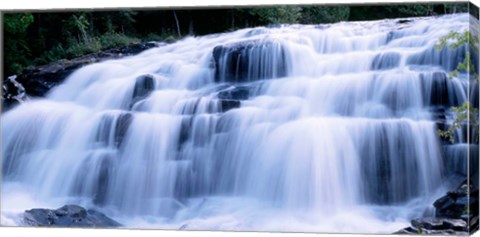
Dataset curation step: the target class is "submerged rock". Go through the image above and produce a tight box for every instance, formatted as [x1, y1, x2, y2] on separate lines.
[216, 85, 252, 100]
[23, 205, 121, 227]
[371, 52, 401, 70]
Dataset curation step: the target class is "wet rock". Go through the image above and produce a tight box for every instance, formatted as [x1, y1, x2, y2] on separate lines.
[397, 19, 413, 24]
[95, 112, 133, 148]
[114, 113, 133, 148]
[407, 45, 467, 72]
[213, 40, 287, 82]
[219, 100, 241, 112]
[24, 205, 121, 227]
[177, 116, 193, 151]
[396, 179, 479, 235]
[411, 217, 467, 231]
[217, 86, 251, 100]
[4, 42, 159, 107]
[393, 226, 418, 234]
[411, 217, 445, 230]
[131, 74, 155, 108]
[2, 75, 28, 111]
[423, 72, 453, 107]
[434, 182, 479, 219]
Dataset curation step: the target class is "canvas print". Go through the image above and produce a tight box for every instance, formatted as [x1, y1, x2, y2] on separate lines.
[1, 2, 479, 235]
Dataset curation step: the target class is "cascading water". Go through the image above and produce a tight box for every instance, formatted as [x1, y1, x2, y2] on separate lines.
[1, 13, 476, 233]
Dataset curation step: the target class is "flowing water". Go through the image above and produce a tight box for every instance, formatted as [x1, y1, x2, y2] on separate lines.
[1, 13, 476, 233]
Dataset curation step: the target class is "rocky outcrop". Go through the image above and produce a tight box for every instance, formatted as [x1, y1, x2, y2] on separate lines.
[2, 42, 159, 111]
[23, 205, 121, 227]
[2, 76, 28, 110]
[396, 180, 479, 235]
[130, 74, 156, 109]
[212, 40, 287, 83]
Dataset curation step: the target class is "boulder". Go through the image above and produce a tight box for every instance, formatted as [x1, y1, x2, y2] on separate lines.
[434, 182, 479, 219]
[212, 40, 287, 82]
[130, 74, 155, 108]
[23, 205, 121, 227]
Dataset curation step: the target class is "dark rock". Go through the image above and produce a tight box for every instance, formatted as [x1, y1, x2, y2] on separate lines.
[212, 40, 287, 82]
[397, 179, 479, 235]
[412, 217, 446, 230]
[2, 76, 28, 111]
[422, 72, 456, 107]
[394, 226, 419, 234]
[412, 217, 468, 231]
[95, 112, 133, 148]
[114, 113, 133, 148]
[219, 100, 241, 112]
[434, 194, 464, 219]
[217, 86, 251, 100]
[177, 116, 193, 151]
[4, 42, 159, 106]
[397, 19, 412, 24]
[24, 205, 121, 227]
[131, 75, 155, 108]
[94, 157, 112, 205]
[407, 45, 467, 72]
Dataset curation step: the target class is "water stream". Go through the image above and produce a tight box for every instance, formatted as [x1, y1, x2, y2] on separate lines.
[1, 13, 475, 233]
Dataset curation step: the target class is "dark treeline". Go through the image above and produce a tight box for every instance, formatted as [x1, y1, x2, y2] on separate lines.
[3, 3, 469, 77]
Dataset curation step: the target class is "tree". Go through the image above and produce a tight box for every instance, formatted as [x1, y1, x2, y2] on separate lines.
[3, 13, 34, 75]
[65, 13, 90, 44]
[247, 6, 302, 25]
[300, 6, 350, 24]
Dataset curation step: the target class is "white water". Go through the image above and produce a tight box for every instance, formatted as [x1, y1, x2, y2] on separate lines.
[1, 14, 473, 233]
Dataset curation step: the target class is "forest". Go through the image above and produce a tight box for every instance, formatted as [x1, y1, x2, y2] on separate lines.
[2, 3, 471, 77]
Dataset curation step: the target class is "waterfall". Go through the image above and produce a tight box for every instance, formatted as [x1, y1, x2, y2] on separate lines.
[1, 13, 474, 233]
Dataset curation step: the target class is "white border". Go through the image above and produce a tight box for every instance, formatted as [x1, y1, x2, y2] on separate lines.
[0, 0, 469, 10]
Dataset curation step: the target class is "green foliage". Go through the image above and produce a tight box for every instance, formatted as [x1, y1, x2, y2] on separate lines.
[435, 31, 478, 51]
[143, 33, 177, 42]
[97, 33, 140, 49]
[3, 13, 34, 75]
[438, 102, 479, 143]
[300, 6, 350, 24]
[4, 13, 34, 34]
[397, 4, 434, 17]
[248, 6, 302, 24]
[435, 30, 479, 79]
[435, 30, 479, 143]
[443, 3, 469, 14]
[65, 13, 90, 43]
[33, 33, 140, 65]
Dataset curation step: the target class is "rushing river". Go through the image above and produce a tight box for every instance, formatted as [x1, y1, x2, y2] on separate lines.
[1, 13, 477, 233]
